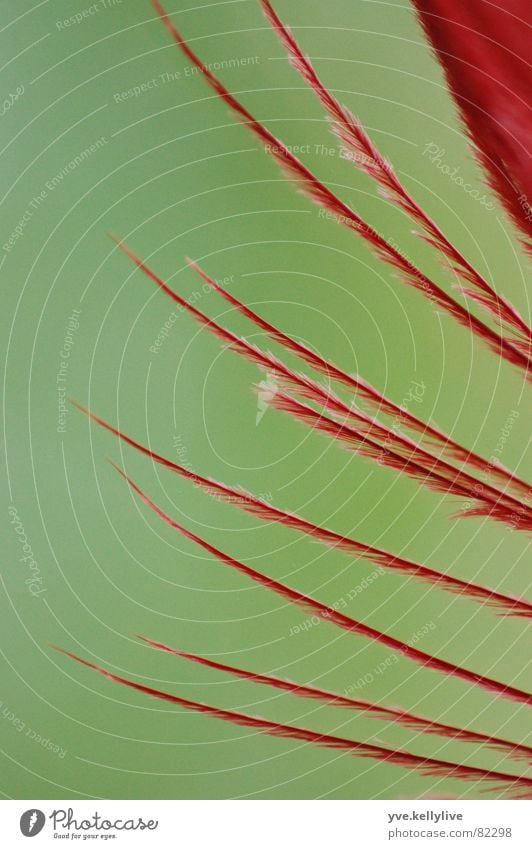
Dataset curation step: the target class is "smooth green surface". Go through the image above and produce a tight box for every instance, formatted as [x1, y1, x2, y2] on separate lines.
[1, 0, 530, 800]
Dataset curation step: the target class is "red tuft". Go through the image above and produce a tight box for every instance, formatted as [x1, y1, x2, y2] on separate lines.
[411, 0, 532, 250]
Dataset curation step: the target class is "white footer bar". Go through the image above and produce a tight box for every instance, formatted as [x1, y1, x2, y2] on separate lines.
[1, 799, 530, 848]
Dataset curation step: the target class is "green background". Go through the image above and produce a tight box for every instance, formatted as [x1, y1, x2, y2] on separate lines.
[1, 0, 530, 800]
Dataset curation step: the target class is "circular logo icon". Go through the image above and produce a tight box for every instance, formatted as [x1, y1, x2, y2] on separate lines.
[20, 810, 46, 837]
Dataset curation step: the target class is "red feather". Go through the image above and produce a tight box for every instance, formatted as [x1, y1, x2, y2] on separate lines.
[260, 0, 532, 348]
[139, 636, 532, 765]
[150, 0, 531, 376]
[188, 257, 532, 501]
[411, 0, 532, 250]
[266, 388, 532, 530]
[53, 646, 532, 796]
[71, 401, 532, 618]
[110, 463, 532, 706]
[112, 239, 532, 527]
